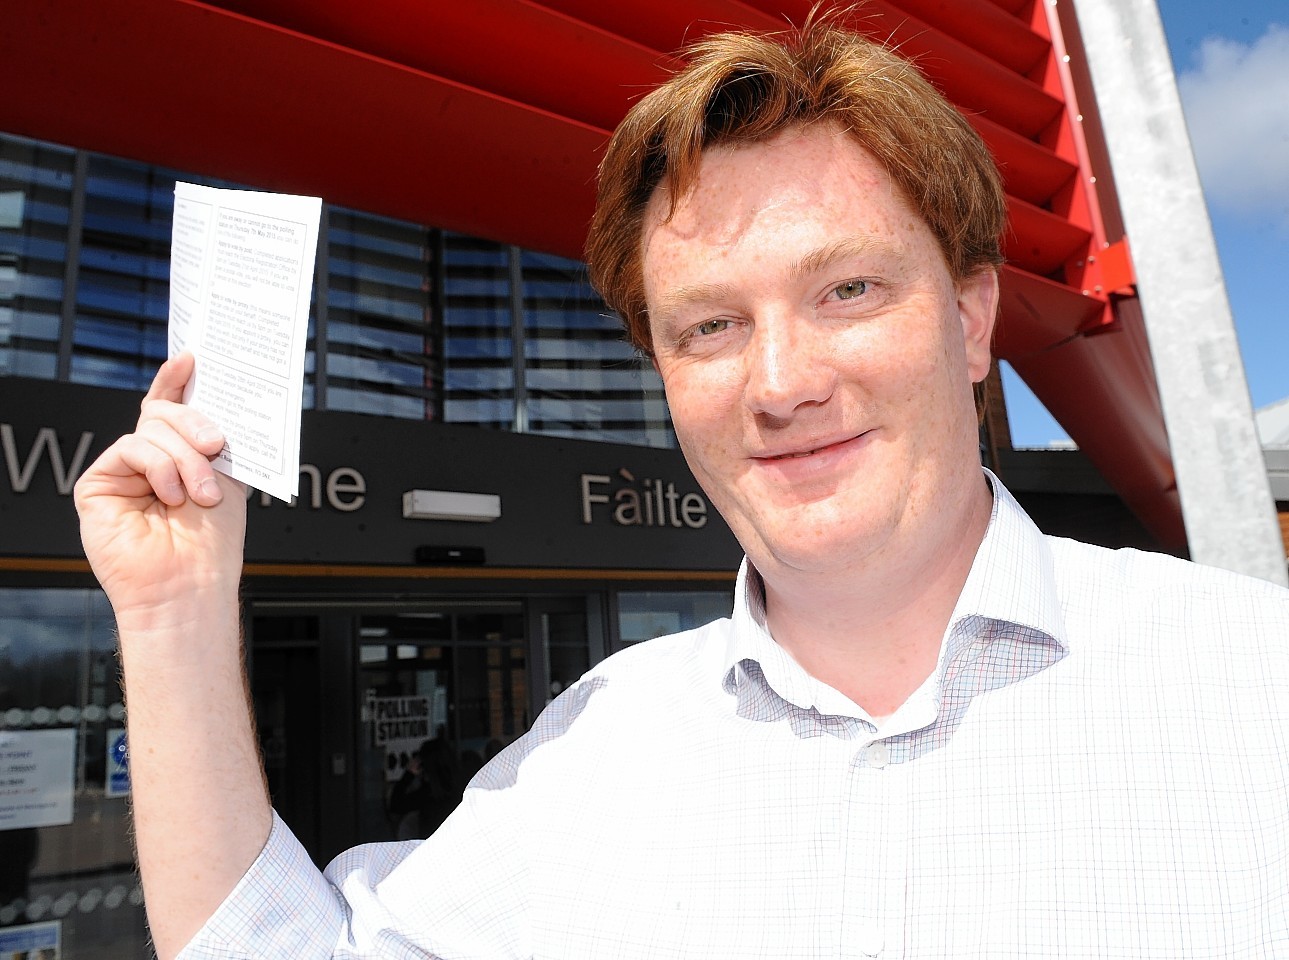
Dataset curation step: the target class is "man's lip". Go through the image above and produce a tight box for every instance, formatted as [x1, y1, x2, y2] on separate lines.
[753, 432, 869, 460]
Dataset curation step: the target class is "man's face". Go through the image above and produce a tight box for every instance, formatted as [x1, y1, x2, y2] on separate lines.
[641, 124, 997, 581]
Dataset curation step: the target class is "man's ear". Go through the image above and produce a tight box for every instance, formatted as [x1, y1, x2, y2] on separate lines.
[958, 268, 1000, 384]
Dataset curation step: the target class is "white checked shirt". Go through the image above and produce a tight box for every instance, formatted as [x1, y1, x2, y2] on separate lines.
[185, 477, 1289, 958]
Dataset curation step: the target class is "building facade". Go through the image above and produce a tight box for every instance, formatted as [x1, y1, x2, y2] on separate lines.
[2, 0, 1275, 956]
[0, 132, 743, 958]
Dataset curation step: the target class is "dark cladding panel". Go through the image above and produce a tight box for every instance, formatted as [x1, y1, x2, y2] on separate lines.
[0, 377, 741, 571]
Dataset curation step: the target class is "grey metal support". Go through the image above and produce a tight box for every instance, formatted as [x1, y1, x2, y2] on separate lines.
[508, 245, 528, 433]
[313, 205, 330, 410]
[55, 150, 89, 382]
[429, 228, 447, 423]
[1066, 0, 1286, 585]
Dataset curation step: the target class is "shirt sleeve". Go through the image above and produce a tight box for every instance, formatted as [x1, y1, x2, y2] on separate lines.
[173, 686, 602, 959]
[178, 782, 531, 959]
[177, 811, 350, 959]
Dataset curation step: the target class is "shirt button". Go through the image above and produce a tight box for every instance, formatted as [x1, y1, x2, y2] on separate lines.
[865, 742, 889, 769]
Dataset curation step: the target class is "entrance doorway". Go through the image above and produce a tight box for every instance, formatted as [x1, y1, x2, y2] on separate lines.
[355, 603, 530, 843]
[247, 594, 592, 863]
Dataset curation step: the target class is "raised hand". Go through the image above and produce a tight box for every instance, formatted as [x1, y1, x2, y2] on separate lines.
[74, 352, 246, 629]
[74, 353, 269, 959]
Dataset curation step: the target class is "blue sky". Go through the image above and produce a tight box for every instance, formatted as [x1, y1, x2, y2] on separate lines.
[1002, 0, 1288, 446]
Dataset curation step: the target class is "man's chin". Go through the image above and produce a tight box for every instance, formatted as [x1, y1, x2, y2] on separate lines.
[742, 525, 895, 581]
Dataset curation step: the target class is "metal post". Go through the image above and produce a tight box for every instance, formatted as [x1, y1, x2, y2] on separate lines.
[56, 150, 89, 382]
[1065, 0, 1286, 585]
[313, 205, 330, 411]
[508, 245, 528, 433]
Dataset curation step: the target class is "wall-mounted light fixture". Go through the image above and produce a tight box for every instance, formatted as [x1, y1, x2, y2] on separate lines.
[402, 489, 501, 523]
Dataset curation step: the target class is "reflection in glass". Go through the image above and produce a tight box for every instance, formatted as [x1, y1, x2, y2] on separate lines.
[355, 610, 529, 844]
[442, 235, 512, 430]
[325, 209, 438, 420]
[520, 249, 672, 447]
[617, 590, 735, 645]
[0, 135, 72, 380]
[0, 588, 149, 959]
[2, 130, 678, 449]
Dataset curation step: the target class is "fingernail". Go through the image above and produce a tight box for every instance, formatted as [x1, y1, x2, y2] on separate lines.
[198, 477, 223, 502]
[195, 426, 223, 446]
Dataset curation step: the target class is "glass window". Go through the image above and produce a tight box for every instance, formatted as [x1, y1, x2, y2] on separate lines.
[355, 609, 528, 844]
[0, 135, 73, 380]
[0, 588, 149, 958]
[441, 234, 513, 430]
[73, 155, 181, 392]
[519, 250, 674, 447]
[543, 609, 590, 701]
[617, 590, 734, 645]
[248, 615, 323, 861]
[324, 209, 438, 420]
[1, 130, 680, 448]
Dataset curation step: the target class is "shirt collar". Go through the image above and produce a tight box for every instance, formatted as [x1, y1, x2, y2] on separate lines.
[722, 469, 1068, 719]
[946, 468, 1066, 652]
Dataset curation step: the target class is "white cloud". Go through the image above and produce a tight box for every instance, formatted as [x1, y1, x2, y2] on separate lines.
[1176, 24, 1289, 226]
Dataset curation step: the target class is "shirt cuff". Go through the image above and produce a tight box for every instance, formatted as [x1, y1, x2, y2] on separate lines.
[178, 810, 342, 959]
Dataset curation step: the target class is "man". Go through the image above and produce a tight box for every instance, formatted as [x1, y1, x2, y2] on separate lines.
[75, 16, 1289, 960]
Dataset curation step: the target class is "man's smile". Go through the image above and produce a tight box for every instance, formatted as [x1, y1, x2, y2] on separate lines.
[754, 431, 872, 462]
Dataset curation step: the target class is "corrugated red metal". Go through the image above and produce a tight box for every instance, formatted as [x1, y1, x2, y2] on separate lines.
[0, 0, 1182, 547]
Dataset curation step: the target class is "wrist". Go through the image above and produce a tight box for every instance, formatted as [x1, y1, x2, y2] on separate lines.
[112, 588, 242, 649]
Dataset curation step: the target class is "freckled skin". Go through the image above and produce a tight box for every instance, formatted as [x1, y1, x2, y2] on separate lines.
[642, 124, 999, 707]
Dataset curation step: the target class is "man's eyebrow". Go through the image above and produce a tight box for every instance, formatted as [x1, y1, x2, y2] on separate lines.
[792, 236, 893, 281]
[650, 281, 737, 318]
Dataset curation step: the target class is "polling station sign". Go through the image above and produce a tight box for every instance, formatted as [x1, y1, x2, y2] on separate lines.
[367, 696, 431, 746]
[366, 695, 432, 783]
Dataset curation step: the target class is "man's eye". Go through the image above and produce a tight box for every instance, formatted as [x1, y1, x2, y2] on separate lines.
[695, 318, 730, 336]
[832, 279, 867, 300]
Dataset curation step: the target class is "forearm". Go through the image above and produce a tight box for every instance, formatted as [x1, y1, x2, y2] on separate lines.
[74, 356, 278, 956]
[117, 588, 271, 960]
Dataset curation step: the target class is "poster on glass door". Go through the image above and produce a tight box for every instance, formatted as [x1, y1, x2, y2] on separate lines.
[0, 919, 61, 958]
[105, 728, 131, 798]
[0, 729, 75, 831]
[367, 694, 431, 782]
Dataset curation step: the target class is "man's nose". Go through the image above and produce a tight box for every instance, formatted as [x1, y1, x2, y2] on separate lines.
[743, 312, 837, 419]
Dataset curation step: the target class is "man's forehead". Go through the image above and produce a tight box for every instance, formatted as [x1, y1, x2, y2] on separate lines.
[640, 127, 915, 272]
[641, 124, 906, 233]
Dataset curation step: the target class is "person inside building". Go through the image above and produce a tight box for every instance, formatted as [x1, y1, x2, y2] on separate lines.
[73, 13, 1288, 959]
[387, 732, 466, 841]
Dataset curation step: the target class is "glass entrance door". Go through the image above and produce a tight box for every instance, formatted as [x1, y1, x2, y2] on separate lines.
[354, 604, 531, 844]
[249, 593, 594, 857]
[249, 614, 322, 857]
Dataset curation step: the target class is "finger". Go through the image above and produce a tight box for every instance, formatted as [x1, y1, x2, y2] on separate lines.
[134, 419, 225, 506]
[137, 396, 227, 460]
[140, 354, 229, 456]
[75, 433, 187, 510]
[84, 421, 223, 509]
[142, 353, 196, 406]
[137, 357, 225, 458]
